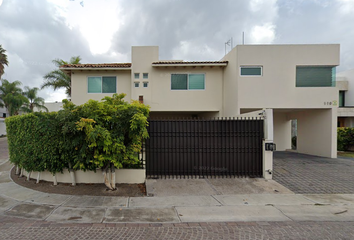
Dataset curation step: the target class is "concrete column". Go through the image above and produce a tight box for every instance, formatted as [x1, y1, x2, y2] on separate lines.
[263, 108, 274, 180]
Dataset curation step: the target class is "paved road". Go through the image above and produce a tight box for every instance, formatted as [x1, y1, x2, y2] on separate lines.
[1, 216, 354, 240]
[274, 151, 354, 194]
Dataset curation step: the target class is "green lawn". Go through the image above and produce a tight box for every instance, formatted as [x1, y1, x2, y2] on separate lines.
[338, 151, 354, 158]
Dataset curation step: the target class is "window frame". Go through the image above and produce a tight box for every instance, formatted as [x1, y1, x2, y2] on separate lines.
[170, 73, 206, 91]
[87, 76, 117, 94]
[134, 73, 140, 79]
[134, 82, 140, 88]
[143, 73, 149, 79]
[143, 82, 148, 88]
[240, 66, 263, 76]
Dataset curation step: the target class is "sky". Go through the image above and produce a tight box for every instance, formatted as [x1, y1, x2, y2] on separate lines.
[0, 0, 353, 102]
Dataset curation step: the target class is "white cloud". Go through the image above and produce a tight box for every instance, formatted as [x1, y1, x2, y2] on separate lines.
[250, 23, 276, 44]
[337, 0, 354, 13]
[49, 0, 122, 55]
[44, 88, 67, 102]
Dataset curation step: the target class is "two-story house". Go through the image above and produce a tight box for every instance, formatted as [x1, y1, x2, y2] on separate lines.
[61, 44, 339, 159]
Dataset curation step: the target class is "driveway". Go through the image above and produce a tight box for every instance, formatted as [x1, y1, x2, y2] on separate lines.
[274, 151, 354, 194]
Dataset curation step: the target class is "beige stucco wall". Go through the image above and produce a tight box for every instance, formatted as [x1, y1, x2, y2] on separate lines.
[131, 46, 224, 114]
[221, 48, 239, 116]
[288, 109, 337, 158]
[273, 112, 291, 151]
[71, 70, 131, 105]
[236, 44, 340, 110]
[27, 169, 145, 184]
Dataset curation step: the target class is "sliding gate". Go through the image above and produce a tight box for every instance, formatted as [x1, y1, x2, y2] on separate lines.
[145, 118, 264, 178]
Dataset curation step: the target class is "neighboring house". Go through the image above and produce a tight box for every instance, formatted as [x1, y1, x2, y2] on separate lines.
[43, 102, 63, 112]
[336, 69, 354, 127]
[61, 44, 339, 159]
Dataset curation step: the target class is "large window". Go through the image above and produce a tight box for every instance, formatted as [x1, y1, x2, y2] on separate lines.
[296, 66, 336, 87]
[240, 66, 262, 76]
[88, 76, 117, 93]
[171, 74, 205, 90]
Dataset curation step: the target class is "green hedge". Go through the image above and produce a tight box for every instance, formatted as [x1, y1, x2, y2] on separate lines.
[337, 127, 354, 151]
[5, 94, 149, 174]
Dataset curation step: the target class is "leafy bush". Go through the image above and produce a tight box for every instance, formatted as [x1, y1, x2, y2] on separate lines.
[337, 127, 354, 151]
[5, 93, 149, 174]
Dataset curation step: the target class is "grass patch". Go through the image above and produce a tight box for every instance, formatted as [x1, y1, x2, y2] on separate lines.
[338, 151, 354, 158]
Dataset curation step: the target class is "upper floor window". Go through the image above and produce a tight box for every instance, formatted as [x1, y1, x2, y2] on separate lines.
[134, 82, 140, 88]
[134, 73, 140, 79]
[339, 91, 345, 107]
[171, 74, 205, 90]
[88, 76, 117, 93]
[296, 66, 336, 87]
[143, 82, 148, 88]
[240, 66, 262, 76]
[143, 73, 149, 79]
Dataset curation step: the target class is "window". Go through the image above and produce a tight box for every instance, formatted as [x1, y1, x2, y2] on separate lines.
[240, 66, 262, 76]
[134, 82, 140, 88]
[296, 66, 336, 87]
[339, 91, 345, 107]
[134, 73, 140, 79]
[143, 73, 149, 79]
[143, 82, 148, 88]
[171, 74, 205, 90]
[88, 76, 116, 93]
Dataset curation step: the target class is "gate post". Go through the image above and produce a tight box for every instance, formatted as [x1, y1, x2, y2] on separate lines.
[263, 109, 274, 180]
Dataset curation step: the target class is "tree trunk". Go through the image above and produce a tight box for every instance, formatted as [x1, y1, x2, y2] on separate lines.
[53, 175, 57, 185]
[26, 171, 31, 181]
[15, 165, 20, 175]
[102, 164, 113, 190]
[111, 163, 116, 190]
[36, 172, 40, 184]
[68, 163, 76, 186]
[20, 168, 24, 177]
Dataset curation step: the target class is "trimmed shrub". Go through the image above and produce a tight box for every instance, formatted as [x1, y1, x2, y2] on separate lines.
[337, 127, 354, 151]
[5, 93, 150, 174]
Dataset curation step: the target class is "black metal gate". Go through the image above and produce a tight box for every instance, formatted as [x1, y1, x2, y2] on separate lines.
[145, 118, 264, 178]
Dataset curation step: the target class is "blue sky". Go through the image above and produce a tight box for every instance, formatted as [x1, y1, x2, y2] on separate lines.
[0, 0, 353, 101]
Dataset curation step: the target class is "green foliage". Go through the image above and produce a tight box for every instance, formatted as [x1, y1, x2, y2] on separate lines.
[6, 94, 150, 174]
[0, 45, 9, 78]
[337, 127, 354, 151]
[0, 79, 29, 116]
[22, 86, 48, 113]
[41, 56, 81, 97]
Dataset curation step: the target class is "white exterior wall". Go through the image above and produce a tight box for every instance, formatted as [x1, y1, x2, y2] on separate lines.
[71, 70, 131, 105]
[288, 109, 337, 158]
[236, 45, 339, 109]
[273, 112, 291, 151]
[26, 169, 145, 184]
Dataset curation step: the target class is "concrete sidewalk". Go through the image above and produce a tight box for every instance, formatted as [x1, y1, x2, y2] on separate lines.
[1, 160, 354, 224]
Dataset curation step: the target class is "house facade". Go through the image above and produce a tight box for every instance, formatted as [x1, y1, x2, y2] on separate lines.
[61, 44, 340, 159]
[336, 68, 354, 127]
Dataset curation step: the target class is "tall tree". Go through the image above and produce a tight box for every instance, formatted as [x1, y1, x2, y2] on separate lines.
[0, 80, 28, 116]
[0, 45, 9, 79]
[41, 56, 81, 97]
[22, 86, 48, 113]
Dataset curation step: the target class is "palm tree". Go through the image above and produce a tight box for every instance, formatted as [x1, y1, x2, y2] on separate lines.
[41, 56, 81, 97]
[0, 80, 28, 116]
[22, 86, 48, 113]
[0, 45, 9, 79]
